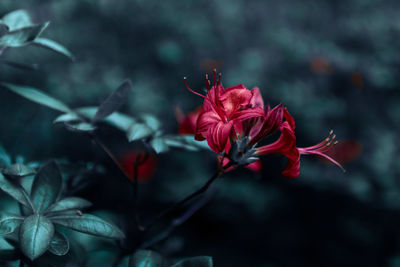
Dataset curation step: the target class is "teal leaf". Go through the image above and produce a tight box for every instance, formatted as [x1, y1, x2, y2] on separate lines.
[1, 82, 72, 113]
[0, 237, 19, 260]
[129, 250, 165, 267]
[33, 37, 75, 60]
[0, 213, 24, 235]
[0, 59, 38, 71]
[53, 112, 81, 124]
[92, 80, 133, 123]
[0, 145, 11, 166]
[163, 135, 210, 151]
[150, 137, 169, 154]
[51, 214, 125, 239]
[141, 114, 161, 131]
[77, 107, 136, 131]
[63, 122, 97, 133]
[171, 256, 213, 267]
[30, 161, 62, 213]
[48, 231, 69, 256]
[0, 24, 8, 37]
[19, 214, 54, 260]
[0, 173, 31, 208]
[45, 197, 92, 213]
[2, 163, 36, 178]
[2, 9, 32, 31]
[0, 22, 49, 47]
[127, 123, 154, 142]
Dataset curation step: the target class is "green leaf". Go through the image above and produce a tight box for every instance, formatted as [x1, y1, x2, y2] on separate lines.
[51, 214, 125, 240]
[0, 59, 38, 71]
[127, 123, 154, 142]
[0, 213, 23, 235]
[170, 256, 213, 267]
[2, 9, 32, 31]
[77, 107, 136, 131]
[0, 22, 49, 47]
[163, 135, 210, 151]
[0, 145, 11, 166]
[150, 137, 169, 154]
[48, 231, 69, 256]
[1, 82, 72, 113]
[92, 80, 133, 123]
[0, 173, 31, 207]
[141, 114, 161, 131]
[64, 122, 97, 133]
[33, 37, 75, 60]
[53, 112, 81, 124]
[129, 250, 165, 267]
[45, 197, 92, 213]
[30, 161, 62, 213]
[2, 163, 36, 178]
[19, 214, 55, 260]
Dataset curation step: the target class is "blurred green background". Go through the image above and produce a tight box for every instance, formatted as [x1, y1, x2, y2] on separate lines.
[1, 0, 400, 266]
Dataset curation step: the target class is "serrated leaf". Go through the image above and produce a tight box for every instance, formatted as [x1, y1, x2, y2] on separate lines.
[64, 122, 96, 132]
[30, 161, 62, 213]
[45, 197, 92, 214]
[51, 214, 125, 239]
[19, 214, 54, 260]
[2, 9, 32, 31]
[33, 37, 75, 60]
[2, 82, 72, 113]
[0, 213, 23, 235]
[3, 163, 36, 178]
[0, 22, 49, 47]
[0, 145, 11, 166]
[150, 137, 169, 154]
[92, 80, 132, 123]
[77, 107, 136, 131]
[0, 173, 31, 208]
[48, 231, 69, 256]
[171, 256, 213, 267]
[141, 114, 161, 131]
[127, 123, 154, 142]
[129, 250, 165, 267]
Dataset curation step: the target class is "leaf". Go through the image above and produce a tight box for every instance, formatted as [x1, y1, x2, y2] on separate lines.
[63, 122, 96, 133]
[0, 22, 49, 47]
[53, 112, 81, 124]
[0, 60, 38, 71]
[33, 37, 75, 60]
[51, 214, 125, 239]
[150, 137, 169, 154]
[0, 237, 19, 260]
[20, 214, 54, 260]
[0, 145, 11, 166]
[0, 213, 24, 235]
[92, 80, 133, 123]
[48, 231, 69, 256]
[2, 163, 36, 178]
[1, 82, 72, 113]
[141, 114, 161, 131]
[163, 135, 210, 151]
[2, 9, 32, 31]
[171, 256, 213, 267]
[0, 173, 31, 207]
[0, 24, 9, 37]
[127, 123, 154, 142]
[77, 107, 136, 131]
[30, 161, 62, 213]
[45, 197, 92, 213]
[129, 250, 165, 267]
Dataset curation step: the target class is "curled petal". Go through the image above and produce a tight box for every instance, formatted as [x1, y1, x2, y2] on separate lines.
[230, 106, 265, 121]
[196, 110, 220, 134]
[284, 108, 295, 130]
[249, 103, 284, 145]
[207, 121, 233, 153]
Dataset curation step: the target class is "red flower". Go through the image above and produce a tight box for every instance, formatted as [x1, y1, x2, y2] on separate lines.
[175, 106, 203, 135]
[185, 72, 264, 153]
[256, 108, 344, 178]
[119, 151, 157, 183]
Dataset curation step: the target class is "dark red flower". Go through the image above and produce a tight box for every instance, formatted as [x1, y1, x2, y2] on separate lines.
[175, 106, 203, 135]
[119, 151, 157, 183]
[256, 108, 344, 178]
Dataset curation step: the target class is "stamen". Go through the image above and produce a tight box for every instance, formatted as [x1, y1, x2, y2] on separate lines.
[217, 73, 222, 86]
[184, 77, 205, 98]
[213, 69, 217, 87]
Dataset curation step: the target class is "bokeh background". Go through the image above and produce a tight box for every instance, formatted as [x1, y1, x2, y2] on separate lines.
[1, 0, 400, 266]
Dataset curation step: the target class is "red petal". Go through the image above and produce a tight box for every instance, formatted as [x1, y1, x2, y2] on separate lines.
[249, 87, 264, 108]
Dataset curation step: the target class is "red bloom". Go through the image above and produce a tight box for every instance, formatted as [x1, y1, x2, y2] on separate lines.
[119, 151, 157, 183]
[175, 106, 203, 135]
[256, 108, 344, 178]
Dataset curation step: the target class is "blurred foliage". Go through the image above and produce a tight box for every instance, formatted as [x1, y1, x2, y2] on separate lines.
[0, 0, 399, 266]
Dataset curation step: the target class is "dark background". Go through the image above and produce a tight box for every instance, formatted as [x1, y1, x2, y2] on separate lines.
[1, 1, 400, 266]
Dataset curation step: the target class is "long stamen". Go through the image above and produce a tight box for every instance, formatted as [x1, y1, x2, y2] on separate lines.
[217, 73, 222, 86]
[213, 69, 217, 87]
[184, 77, 205, 98]
[303, 130, 334, 151]
[205, 74, 210, 91]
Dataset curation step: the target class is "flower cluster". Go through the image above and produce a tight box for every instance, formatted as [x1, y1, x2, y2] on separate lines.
[181, 71, 344, 178]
